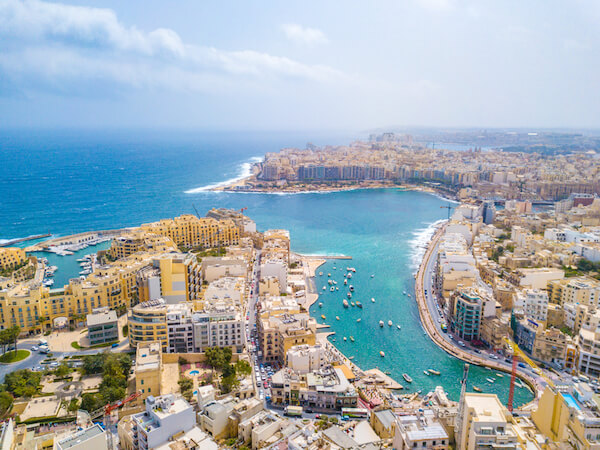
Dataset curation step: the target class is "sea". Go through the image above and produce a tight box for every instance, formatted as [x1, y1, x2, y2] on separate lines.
[0, 129, 533, 406]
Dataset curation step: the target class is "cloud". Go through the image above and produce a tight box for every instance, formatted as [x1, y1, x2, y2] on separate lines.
[0, 0, 342, 96]
[281, 23, 328, 46]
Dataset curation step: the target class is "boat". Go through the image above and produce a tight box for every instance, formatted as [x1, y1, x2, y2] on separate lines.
[428, 369, 440, 375]
[343, 300, 349, 308]
[495, 373, 504, 378]
[335, 287, 339, 291]
[343, 337, 347, 341]
[388, 320, 393, 326]
[371, 274, 375, 278]
[356, 302, 362, 308]
[473, 386, 482, 392]
[424, 370, 430, 376]
[347, 292, 352, 298]
[349, 356, 354, 360]
[328, 273, 331, 277]
[347, 273, 353, 279]
[350, 336, 355, 342]
[380, 351, 385, 357]
[486, 378, 495, 383]
[379, 320, 384, 327]
[407, 294, 412, 298]
[328, 280, 333, 285]
[397, 325, 401, 330]
[403, 373, 413, 383]
[371, 298, 375, 303]
[322, 286, 326, 290]
[336, 316, 340, 321]
[319, 272, 323, 276]
[350, 302, 355, 307]
[330, 287, 335, 292]
[384, 371, 391, 375]
[403, 290, 407, 295]
[318, 302, 323, 307]
[350, 268, 356, 272]
[77, 258, 86, 262]
[344, 279, 348, 285]
[321, 315, 326, 320]
[349, 285, 354, 292]
[356, 318, 361, 323]
[333, 280, 337, 285]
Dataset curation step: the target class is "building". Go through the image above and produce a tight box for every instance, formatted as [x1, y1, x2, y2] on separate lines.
[129, 299, 168, 351]
[56, 424, 108, 450]
[522, 289, 549, 323]
[86, 307, 118, 346]
[286, 344, 326, 373]
[548, 277, 600, 308]
[135, 341, 162, 402]
[451, 290, 483, 341]
[199, 397, 237, 439]
[370, 409, 396, 439]
[393, 410, 449, 449]
[108, 232, 176, 260]
[0, 248, 26, 271]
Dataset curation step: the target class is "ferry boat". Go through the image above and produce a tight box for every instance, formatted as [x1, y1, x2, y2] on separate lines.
[403, 373, 413, 383]
[350, 336, 355, 342]
[486, 378, 495, 383]
[356, 318, 361, 323]
[380, 351, 385, 357]
[428, 369, 440, 375]
[379, 320, 384, 327]
[356, 302, 362, 308]
[473, 386, 482, 392]
[343, 300, 349, 308]
[388, 320, 393, 326]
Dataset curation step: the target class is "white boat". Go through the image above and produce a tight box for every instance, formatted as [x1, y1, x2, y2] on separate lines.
[319, 272, 323, 276]
[322, 286, 326, 290]
[495, 373, 504, 378]
[343, 300, 349, 308]
[424, 370, 430, 376]
[335, 287, 339, 291]
[388, 320, 393, 326]
[344, 279, 348, 285]
[379, 320, 384, 327]
[318, 303, 323, 307]
[336, 316, 340, 321]
[330, 287, 335, 292]
[403, 373, 413, 383]
[380, 351, 385, 357]
[397, 325, 401, 330]
[343, 337, 347, 341]
[428, 369, 440, 375]
[347, 292, 352, 299]
[350, 302, 355, 307]
[403, 290, 407, 295]
[350, 336, 355, 342]
[328, 280, 333, 285]
[486, 378, 495, 383]
[356, 318, 361, 323]
[371, 274, 375, 278]
[347, 273, 353, 279]
[349, 285, 354, 292]
[328, 273, 331, 277]
[371, 298, 375, 303]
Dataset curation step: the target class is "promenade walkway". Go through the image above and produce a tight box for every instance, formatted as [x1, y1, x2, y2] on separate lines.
[414, 223, 540, 405]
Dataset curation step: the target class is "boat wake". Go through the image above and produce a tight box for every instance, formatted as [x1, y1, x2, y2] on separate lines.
[408, 219, 447, 271]
[184, 156, 263, 194]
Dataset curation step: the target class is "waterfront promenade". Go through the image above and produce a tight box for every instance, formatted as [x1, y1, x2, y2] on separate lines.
[414, 223, 541, 408]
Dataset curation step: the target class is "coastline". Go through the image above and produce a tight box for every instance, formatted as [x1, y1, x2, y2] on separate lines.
[413, 223, 540, 407]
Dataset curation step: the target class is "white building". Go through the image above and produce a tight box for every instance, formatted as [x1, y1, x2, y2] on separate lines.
[202, 258, 247, 282]
[393, 410, 449, 449]
[192, 303, 244, 353]
[129, 395, 196, 450]
[523, 289, 549, 322]
[204, 277, 245, 305]
[261, 259, 288, 293]
[166, 304, 194, 354]
[56, 424, 108, 450]
[286, 344, 326, 373]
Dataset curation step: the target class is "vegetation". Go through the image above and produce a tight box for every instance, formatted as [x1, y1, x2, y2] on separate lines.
[0, 392, 14, 418]
[205, 347, 232, 370]
[67, 398, 79, 413]
[178, 356, 189, 365]
[0, 349, 30, 363]
[560, 326, 575, 337]
[4, 369, 42, 398]
[178, 377, 194, 401]
[0, 326, 21, 356]
[235, 360, 252, 376]
[0, 260, 28, 277]
[195, 247, 227, 258]
[54, 362, 72, 378]
[122, 324, 128, 337]
[80, 352, 132, 412]
[491, 246, 504, 262]
[577, 259, 600, 273]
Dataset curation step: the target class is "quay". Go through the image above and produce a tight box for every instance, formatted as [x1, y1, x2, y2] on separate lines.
[0, 233, 51, 247]
[414, 222, 540, 408]
[300, 254, 352, 260]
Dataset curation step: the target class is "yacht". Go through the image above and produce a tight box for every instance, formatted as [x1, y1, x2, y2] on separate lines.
[397, 325, 401, 330]
[321, 315, 326, 320]
[356, 302, 362, 308]
[330, 286, 335, 292]
[486, 378, 495, 383]
[473, 386, 482, 392]
[336, 316, 340, 321]
[350, 336, 355, 342]
[347, 292, 352, 299]
[349, 285, 355, 292]
[356, 318, 361, 323]
[343, 337, 347, 341]
[424, 370, 430, 376]
[428, 369, 440, 375]
[318, 302, 323, 308]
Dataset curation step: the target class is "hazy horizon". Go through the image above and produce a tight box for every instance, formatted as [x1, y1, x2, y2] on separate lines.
[2, 0, 600, 130]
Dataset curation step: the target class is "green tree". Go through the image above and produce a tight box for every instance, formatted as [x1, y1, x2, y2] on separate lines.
[178, 377, 194, 401]
[68, 398, 79, 413]
[81, 393, 104, 412]
[0, 392, 13, 418]
[235, 360, 251, 376]
[55, 363, 71, 378]
[5, 370, 41, 398]
[205, 347, 232, 370]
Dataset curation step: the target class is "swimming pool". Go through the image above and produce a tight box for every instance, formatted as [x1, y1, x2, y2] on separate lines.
[562, 393, 581, 410]
[189, 370, 199, 375]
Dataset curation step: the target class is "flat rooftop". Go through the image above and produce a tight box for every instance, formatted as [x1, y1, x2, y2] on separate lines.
[57, 424, 104, 450]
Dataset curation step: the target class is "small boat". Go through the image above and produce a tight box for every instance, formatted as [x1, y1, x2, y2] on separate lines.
[321, 314, 326, 320]
[403, 373, 413, 383]
[318, 302, 323, 307]
[319, 272, 323, 276]
[333, 280, 337, 285]
[323, 286, 326, 290]
[397, 325, 401, 330]
[356, 302, 362, 308]
[403, 290, 407, 295]
[407, 294, 412, 298]
[347, 273, 353, 279]
[371, 298, 375, 303]
[351, 302, 355, 307]
[347, 292, 352, 299]
[333, 266, 336, 269]
[428, 369, 440, 375]
[344, 279, 348, 285]
[356, 318, 361, 323]
[371, 274, 375, 278]
[379, 320, 384, 327]
[335, 287, 339, 291]
[343, 300, 349, 308]
[350, 268, 356, 272]
[424, 370, 430, 376]
[328, 280, 333, 285]
[385, 371, 391, 375]
[495, 373, 504, 378]
[380, 351, 385, 357]
[343, 337, 347, 341]
[350, 336, 355, 342]
[388, 320, 393, 326]
[328, 273, 331, 277]
[349, 285, 354, 292]
[336, 316, 340, 321]
[330, 287, 335, 292]
[473, 386, 482, 392]
[486, 378, 495, 384]
[349, 356, 354, 360]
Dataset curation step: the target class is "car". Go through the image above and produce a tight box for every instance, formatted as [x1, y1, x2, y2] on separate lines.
[474, 349, 481, 354]
[448, 335, 453, 340]
[259, 393, 264, 400]
[31, 346, 38, 351]
[111, 343, 119, 348]
[49, 362, 59, 368]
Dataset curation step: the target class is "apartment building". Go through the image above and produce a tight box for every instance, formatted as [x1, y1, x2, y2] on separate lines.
[393, 410, 449, 450]
[135, 341, 162, 402]
[129, 299, 168, 351]
[0, 247, 26, 270]
[86, 307, 118, 345]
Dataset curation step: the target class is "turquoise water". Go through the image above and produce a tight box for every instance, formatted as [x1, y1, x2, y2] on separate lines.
[0, 130, 533, 406]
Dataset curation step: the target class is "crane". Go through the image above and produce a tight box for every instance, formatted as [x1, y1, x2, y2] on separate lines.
[239, 207, 247, 214]
[440, 204, 454, 220]
[192, 204, 202, 220]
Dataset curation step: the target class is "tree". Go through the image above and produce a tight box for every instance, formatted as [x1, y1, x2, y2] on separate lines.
[82, 354, 105, 374]
[0, 392, 13, 418]
[81, 393, 104, 412]
[55, 363, 71, 378]
[5, 370, 41, 398]
[67, 398, 79, 413]
[205, 347, 232, 370]
[221, 373, 239, 394]
[178, 377, 194, 401]
[235, 360, 251, 376]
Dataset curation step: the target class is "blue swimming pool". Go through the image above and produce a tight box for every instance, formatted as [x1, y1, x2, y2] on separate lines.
[562, 393, 581, 410]
[189, 370, 199, 375]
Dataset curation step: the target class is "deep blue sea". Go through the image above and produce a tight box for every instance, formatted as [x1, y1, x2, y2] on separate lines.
[0, 129, 533, 405]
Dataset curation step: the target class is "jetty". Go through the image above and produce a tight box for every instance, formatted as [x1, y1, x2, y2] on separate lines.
[301, 254, 352, 260]
[0, 233, 51, 247]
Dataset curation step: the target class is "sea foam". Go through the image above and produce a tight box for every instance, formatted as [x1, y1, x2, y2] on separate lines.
[408, 219, 447, 271]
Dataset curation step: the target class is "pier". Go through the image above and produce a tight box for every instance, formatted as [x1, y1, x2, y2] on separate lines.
[301, 255, 352, 260]
[0, 233, 51, 247]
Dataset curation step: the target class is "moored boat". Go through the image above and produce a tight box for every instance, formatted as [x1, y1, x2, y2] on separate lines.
[350, 302, 355, 307]
[343, 300, 349, 308]
[318, 302, 323, 307]
[495, 373, 504, 378]
[356, 302, 362, 308]
[428, 369, 440, 375]
[473, 386, 482, 392]
[350, 336, 355, 342]
[388, 320, 393, 326]
[397, 325, 401, 330]
[424, 370, 430, 376]
[321, 315, 326, 320]
[356, 318, 361, 323]
[403, 373, 413, 383]
[486, 378, 495, 383]
[380, 351, 385, 357]
[336, 316, 340, 321]
[347, 292, 352, 298]
[379, 320, 384, 327]
[371, 298, 375, 303]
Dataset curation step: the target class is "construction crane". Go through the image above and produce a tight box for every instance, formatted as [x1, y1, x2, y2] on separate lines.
[102, 391, 142, 450]
[440, 204, 454, 220]
[193, 204, 202, 219]
[503, 337, 555, 411]
[454, 363, 470, 448]
[239, 207, 247, 214]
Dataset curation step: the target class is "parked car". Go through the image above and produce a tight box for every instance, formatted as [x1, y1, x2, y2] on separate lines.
[31, 346, 38, 351]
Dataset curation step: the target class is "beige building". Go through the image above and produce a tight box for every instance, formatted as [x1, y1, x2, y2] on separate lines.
[135, 341, 162, 403]
[0, 248, 26, 270]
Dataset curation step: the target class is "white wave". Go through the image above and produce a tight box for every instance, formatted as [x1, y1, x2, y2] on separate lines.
[184, 156, 263, 194]
[429, 192, 459, 204]
[408, 218, 447, 271]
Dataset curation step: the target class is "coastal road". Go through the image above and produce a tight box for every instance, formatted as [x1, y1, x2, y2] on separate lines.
[415, 223, 542, 402]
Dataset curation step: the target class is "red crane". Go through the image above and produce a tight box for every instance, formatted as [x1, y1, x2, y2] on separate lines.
[507, 355, 518, 413]
[104, 390, 142, 415]
[239, 207, 247, 214]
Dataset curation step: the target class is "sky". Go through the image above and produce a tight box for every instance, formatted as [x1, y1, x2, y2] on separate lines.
[1, 0, 599, 131]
